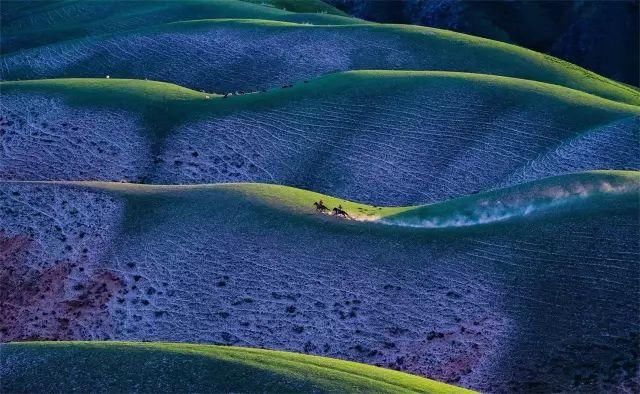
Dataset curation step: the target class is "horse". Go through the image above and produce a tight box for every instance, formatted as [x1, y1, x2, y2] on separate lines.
[332, 207, 352, 219]
[314, 201, 329, 212]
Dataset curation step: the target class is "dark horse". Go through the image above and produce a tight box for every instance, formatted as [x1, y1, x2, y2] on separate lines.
[314, 201, 329, 212]
[332, 206, 352, 219]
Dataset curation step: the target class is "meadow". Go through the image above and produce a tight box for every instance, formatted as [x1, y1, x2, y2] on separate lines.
[1, 1, 638, 392]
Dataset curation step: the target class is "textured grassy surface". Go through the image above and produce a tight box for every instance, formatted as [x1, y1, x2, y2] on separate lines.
[2, 3, 638, 391]
[240, 0, 347, 15]
[0, 0, 360, 54]
[29, 170, 640, 230]
[1, 341, 469, 393]
[1, 172, 638, 391]
[326, 1, 640, 87]
[2, 72, 637, 204]
[128, 182, 411, 219]
[4, 71, 638, 116]
[381, 171, 640, 228]
[1, 77, 213, 103]
[2, 19, 638, 105]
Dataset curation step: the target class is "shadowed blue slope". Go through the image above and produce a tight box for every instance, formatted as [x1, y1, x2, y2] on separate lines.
[0, 0, 359, 54]
[1, 72, 637, 205]
[1, 19, 638, 105]
[1, 171, 638, 391]
[1, 341, 468, 393]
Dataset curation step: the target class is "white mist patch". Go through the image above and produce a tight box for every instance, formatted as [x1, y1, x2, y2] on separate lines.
[379, 179, 638, 228]
[380, 205, 534, 228]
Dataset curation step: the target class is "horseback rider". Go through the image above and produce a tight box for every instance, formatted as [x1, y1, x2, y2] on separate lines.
[332, 205, 352, 219]
[314, 200, 328, 212]
[314, 200, 351, 219]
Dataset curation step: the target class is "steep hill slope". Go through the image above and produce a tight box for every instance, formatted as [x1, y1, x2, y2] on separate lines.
[1, 341, 467, 393]
[2, 73, 638, 204]
[1, 171, 638, 391]
[2, 20, 638, 105]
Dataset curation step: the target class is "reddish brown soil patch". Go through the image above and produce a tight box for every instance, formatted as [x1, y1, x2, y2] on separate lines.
[0, 232, 123, 341]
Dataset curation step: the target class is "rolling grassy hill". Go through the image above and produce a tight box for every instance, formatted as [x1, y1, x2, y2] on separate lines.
[70, 170, 639, 228]
[328, 0, 640, 86]
[0, 0, 361, 54]
[2, 72, 637, 204]
[2, 19, 638, 105]
[326, 0, 639, 86]
[1, 341, 469, 393]
[1, 171, 638, 391]
[240, 0, 347, 15]
[1, 2, 639, 392]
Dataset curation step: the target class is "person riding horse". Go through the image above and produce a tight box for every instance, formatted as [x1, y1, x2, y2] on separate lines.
[314, 201, 352, 219]
[314, 200, 329, 212]
[332, 205, 352, 219]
